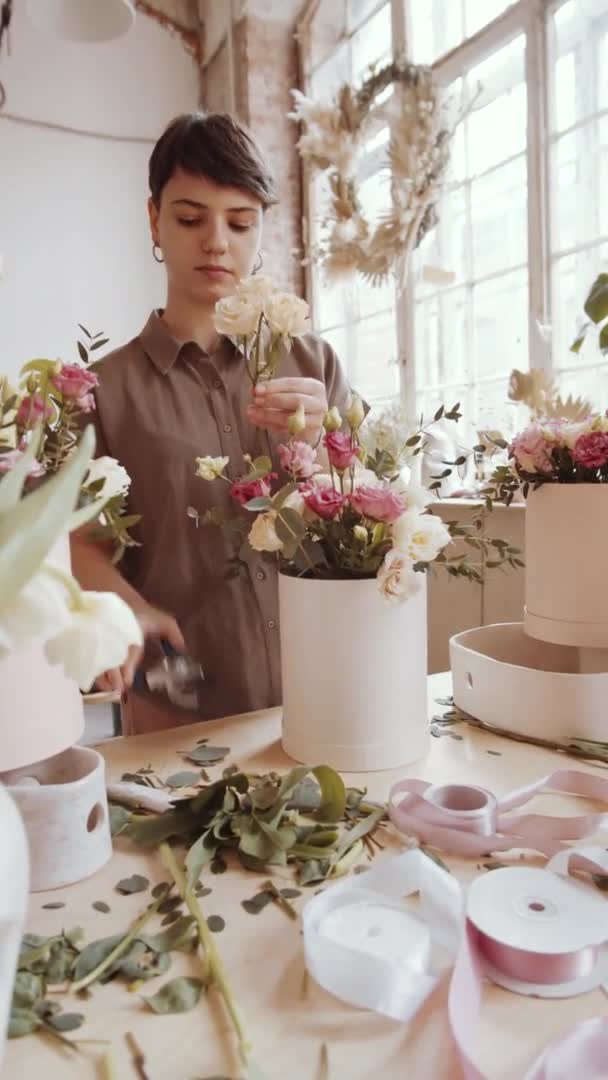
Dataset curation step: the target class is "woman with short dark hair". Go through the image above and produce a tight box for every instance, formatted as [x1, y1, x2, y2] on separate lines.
[71, 111, 352, 735]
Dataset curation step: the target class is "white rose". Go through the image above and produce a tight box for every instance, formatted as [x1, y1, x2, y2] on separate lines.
[377, 549, 421, 604]
[0, 565, 71, 652]
[214, 294, 261, 338]
[195, 455, 229, 481]
[283, 489, 306, 515]
[248, 510, 283, 553]
[264, 292, 310, 338]
[392, 510, 451, 563]
[44, 591, 143, 691]
[85, 456, 131, 500]
[235, 275, 275, 306]
[560, 419, 594, 450]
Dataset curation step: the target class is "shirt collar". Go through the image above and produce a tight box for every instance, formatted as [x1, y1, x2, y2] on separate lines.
[139, 310, 242, 375]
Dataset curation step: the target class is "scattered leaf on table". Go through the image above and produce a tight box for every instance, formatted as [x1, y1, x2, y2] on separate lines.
[280, 888, 302, 900]
[12, 972, 44, 1007]
[312, 765, 346, 823]
[72, 934, 124, 984]
[483, 860, 506, 871]
[194, 883, 212, 898]
[158, 895, 182, 915]
[151, 882, 171, 898]
[206, 915, 225, 933]
[182, 743, 230, 766]
[41, 902, 65, 910]
[165, 771, 201, 789]
[185, 830, 216, 888]
[161, 910, 182, 927]
[142, 916, 197, 954]
[486, 750, 502, 756]
[8, 1008, 40, 1038]
[92, 901, 111, 914]
[115, 941, 171, 982]
[142, 976, 205, 1014]
[109, 803, 131, 837]
[210, 857, 227, 875]
[115, 874, 149, 895]
[593, 873, 608, 892]
[46, 1012, 85, 1033]
[241, 890, 274, 916]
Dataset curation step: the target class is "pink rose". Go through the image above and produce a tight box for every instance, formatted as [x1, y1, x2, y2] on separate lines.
[52, 363, 99, 400]
[16, 394, 53, 429]
[230, 474, 275, 506]
[278, 440, 321, 480]
[76, 393, 96, 413]
[350, 484, 406, 523]
[303, 486, 346, 520]
[324, 431, 359, 471]
[0, 448, 46, 478]
[510, 425, 554, 475]
[572, 430, 608, 470]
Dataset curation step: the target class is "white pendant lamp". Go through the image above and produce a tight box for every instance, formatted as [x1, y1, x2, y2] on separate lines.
[26, 0, 135, 43]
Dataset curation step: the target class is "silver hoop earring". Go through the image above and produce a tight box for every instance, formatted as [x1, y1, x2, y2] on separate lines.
[252, 252, 263, 274]
[152, 243, 164, 264]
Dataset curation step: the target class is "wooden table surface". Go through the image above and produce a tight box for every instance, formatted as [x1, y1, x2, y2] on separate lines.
[5, 673, 608, 1080]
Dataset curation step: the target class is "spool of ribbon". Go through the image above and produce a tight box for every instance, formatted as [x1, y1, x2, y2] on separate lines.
[388, 769, 608, 857]
[303, 846, 608, 1079]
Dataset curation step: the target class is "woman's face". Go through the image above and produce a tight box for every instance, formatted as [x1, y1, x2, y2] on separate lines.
[148, 168, 263, 306]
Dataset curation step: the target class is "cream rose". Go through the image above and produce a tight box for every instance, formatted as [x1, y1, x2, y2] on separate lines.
[214, 294, 261, 337]
[392, 510, 451, 563]
[377, 549, 421, 604]
[84, 456, 131, 500]
[264, 292, 310, 337]
[195, 455, 229, 481]
[248, 510, 283, 553]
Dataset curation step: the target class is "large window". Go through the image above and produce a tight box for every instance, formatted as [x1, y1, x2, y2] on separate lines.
[299, 0, 608, 435]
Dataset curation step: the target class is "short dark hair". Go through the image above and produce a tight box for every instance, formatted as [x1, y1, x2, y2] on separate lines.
[148, 112, 278, 210]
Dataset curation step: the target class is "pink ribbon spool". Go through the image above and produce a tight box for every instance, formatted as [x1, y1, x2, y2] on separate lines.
[471, 925, 599, 984]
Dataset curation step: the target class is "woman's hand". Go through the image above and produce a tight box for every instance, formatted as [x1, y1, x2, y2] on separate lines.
[95, 604, 185, 694]
[246, 377, 328, 442]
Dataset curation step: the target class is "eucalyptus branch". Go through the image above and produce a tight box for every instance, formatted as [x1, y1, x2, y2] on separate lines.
[70, 895, 164, 993]
[159, 842, 252, 1065]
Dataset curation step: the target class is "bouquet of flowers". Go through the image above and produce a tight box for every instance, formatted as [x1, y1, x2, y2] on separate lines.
[0, 328, 138, 559]
[213, 275, 310, 385]
[0, 428, 141, 689]
[490, 412, 608, 503]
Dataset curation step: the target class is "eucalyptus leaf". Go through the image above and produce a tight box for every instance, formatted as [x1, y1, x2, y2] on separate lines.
[142, 976, 205, 1014]
[183, 744, 230, 766]
[115, 942, 171, 982]
[12, 971, 44, 1007]
[185, 830, 217, 889]
[206, 915, 225, 933]
[165, 771, 201, 789]
[72, 934, 124, 984]
[8, 1007, 40, 1038]
[241, 890, 274, 915]
[46, 1012, 85, 1033]
[161, 910, 181, 926]
[142, 916, 197, 954]
[116, 874, 149, 895]
[41, 902, 66, 910]
[312, 765, 346, 823]
[92, 901, 111, 914]
[157, 895, 183, 915]
[109, 804, 131, 837]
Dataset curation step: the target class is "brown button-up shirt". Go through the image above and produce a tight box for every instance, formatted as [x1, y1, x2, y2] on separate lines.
[90, 311, 352, 734]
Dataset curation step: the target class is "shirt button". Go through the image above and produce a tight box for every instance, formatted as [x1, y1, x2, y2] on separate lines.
[213, 379, 222, 390]
[256, 570, 265, 581]
[223, 423, 232, 433]
[267, 619, 277, 630]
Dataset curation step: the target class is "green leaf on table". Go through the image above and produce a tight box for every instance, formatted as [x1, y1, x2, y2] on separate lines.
[210, 856, 227, 874]
[183, 743, 231, 766]
[72, 934, 124, 984]
[142, 916, 197, 954]
[8, 1007, 40, 1038]
[165, 770, 201, 789]
[151, 882, 171, 899]
[92, 901, 111, 914]
[299, 859, 331, 886]
[46, 1012, 85, 1033]
[161, 910, 182, 927]
[114, 942, 171, 982]
[12, 971, 44, 1008]
[206, 915, 225, 933]
[115, 874, 149, 895]
[185, 829, 217, 889]
[142, 976, 205, 1014]
[157, 895, 182, 915]
[313, 765, 346, 823]
[332, 806, 385, 863]
[125, 806, 196, 848]
[109, 803, 131, 837]
[41, 902, 66, 910]
[280, 888, 302, 900]
[241, 889, 274, 915]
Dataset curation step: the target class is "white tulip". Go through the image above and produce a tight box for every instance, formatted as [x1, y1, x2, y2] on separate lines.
[0, 565, 71, 652]
[44, 591, 143, 691]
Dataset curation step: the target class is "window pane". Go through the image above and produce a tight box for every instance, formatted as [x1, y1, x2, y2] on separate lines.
[415, 185, 467, 297]
[349, 0, 385, 32]
[408, 0, 464, 64]
[466, 36, 526, 176]
[311, 43, 349, 99]
[551, 243, 608, 373]
[473, 268, 528, 380]
[553, 365, 607, 413]
[471, 155, 527, 278]
[351, 3, 392, 81]
[548, 0, 607, 133]
[465, 0, 516, 38]
[351, 310, 399, 402]
[309, 2, 347, 74]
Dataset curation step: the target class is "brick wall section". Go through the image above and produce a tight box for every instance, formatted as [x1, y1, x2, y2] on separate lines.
[201, 3, 305, 297]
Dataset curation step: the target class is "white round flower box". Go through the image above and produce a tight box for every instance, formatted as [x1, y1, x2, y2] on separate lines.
[279, 572, 429, 771]
[525, 484, 608, 648]
[450, 622, 608, 743]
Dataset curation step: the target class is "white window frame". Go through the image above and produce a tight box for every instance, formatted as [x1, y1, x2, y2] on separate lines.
[297, 0, 605, 421]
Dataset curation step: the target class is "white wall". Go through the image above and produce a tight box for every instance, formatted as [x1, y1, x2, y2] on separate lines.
[0, 3, 200, 379]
